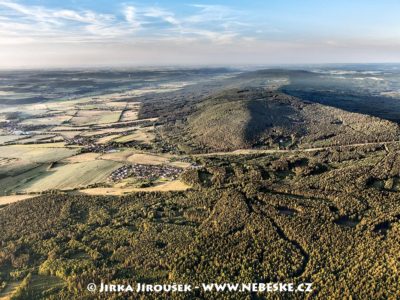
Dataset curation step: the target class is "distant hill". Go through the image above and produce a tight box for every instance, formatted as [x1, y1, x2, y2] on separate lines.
[160, 86, 400, 153]
[186, 88, 305, 151]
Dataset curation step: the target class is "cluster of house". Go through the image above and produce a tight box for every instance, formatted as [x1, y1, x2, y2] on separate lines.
[109, 164, 183, 182]
[64, 136, 117, 153]
[10, 130, 31, 136]
[84, 144, 120, 153]
[0, 120, 30, 136]
[66, 136, 94, 146]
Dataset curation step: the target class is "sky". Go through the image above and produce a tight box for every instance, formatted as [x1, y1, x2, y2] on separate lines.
[0, 0, 400, 68]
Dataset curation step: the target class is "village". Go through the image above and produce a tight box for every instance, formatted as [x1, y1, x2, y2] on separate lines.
[109, 163, 183, 182]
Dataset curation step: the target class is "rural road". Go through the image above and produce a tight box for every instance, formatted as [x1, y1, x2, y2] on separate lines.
[195, 140, 400, 157]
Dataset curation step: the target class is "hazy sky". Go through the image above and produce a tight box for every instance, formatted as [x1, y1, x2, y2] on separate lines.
[1, 0, 400, 68]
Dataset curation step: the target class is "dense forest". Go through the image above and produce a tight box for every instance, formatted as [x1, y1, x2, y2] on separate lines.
[1, 142, 399, 299]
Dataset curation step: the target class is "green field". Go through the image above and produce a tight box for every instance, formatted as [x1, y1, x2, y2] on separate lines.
[0, 145, 78, 163]
[22, 160, 123, 192]
[70, 110, 121, 126]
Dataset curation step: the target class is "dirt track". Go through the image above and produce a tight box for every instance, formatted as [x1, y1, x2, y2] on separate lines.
[195, 140, 400, 157]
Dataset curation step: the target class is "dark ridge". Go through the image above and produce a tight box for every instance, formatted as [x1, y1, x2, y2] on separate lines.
[281, 88, 400, 123]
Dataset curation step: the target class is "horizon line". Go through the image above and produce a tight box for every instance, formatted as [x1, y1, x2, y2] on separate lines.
[1, 62, 400, 71]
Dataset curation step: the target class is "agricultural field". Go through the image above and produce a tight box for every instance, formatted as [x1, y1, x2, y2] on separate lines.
[113, 127, 155, 145]
[80, 180, 190, 195]
[0, 80, 183, 198]
[0, 135, 23, 145]
[20, 115, 72, 126]
[120, 109, 139, 121]
[70, 110, 121, 126]
[0, 83, 192, 198]
[0, 194, 38, 206]
[22, 160, 123, 193]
